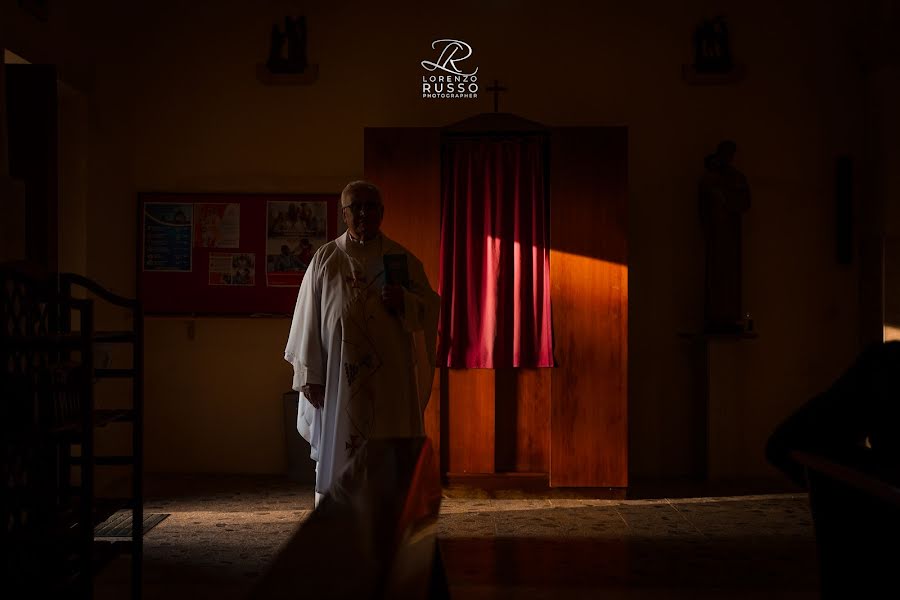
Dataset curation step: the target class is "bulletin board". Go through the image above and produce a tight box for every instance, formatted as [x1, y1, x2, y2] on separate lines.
[138, 192, 342, 315]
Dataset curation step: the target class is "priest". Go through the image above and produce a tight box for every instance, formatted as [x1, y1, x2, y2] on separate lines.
[284, 181, 440, 505]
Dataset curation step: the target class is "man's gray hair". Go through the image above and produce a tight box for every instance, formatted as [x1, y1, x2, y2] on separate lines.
[341, 180, 383, 207]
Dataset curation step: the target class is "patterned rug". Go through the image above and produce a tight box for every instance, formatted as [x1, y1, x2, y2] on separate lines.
[94, 510, 170, 539]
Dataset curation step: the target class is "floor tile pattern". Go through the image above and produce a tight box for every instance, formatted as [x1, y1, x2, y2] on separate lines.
[96, 476, 818, 599]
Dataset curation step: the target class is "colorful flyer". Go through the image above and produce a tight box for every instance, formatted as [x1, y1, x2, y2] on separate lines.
[143, 203, 193, 272]
[266, 200, 327, 287]
[195, 203, 240, 248]
[267, 200, 327, 236]
[209, 252, 256, 286]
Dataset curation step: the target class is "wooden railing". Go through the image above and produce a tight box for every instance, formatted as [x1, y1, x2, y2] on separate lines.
[2, 263, 145, 599]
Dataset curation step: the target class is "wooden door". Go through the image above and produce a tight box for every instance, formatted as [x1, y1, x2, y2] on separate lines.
[549, 127, 628, 487]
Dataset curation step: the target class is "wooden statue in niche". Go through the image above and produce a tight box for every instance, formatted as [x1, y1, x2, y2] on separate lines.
[699, 140, 751, 333]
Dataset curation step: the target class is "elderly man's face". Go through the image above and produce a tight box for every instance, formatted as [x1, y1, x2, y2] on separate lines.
[342, 188, 383, 241]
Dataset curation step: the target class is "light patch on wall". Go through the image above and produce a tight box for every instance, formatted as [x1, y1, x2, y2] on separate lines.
[3, 49, 30, 64]
[884, 324, 900, 342]
[551, 250, 628, 306]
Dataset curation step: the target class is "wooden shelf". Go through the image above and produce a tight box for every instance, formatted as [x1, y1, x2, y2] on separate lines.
[1, 333, 91, 349]
[256, 63, 319, 85]
[681, 63, 747, 85]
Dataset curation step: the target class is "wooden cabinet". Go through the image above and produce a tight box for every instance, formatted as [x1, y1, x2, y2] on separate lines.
[364, 125, 629, 489]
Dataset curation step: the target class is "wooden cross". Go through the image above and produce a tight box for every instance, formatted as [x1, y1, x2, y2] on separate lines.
[486, 79, 508, 113]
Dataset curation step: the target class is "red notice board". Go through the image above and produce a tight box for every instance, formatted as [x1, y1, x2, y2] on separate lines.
[138, 192, 340, 315]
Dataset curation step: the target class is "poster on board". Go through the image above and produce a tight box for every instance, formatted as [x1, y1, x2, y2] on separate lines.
[209, 252, 256, 286]
[265, 200, 327, 287]
[195, 203, 240, 248]
[143, 202, 193, 272]
[138, 192, 338, 315]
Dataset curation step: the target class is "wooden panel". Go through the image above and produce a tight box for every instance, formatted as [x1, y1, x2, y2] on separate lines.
[494, 368, 517, 471]
[447, 369, 495, 473]
[550, 127, 628, 487]
[515, 368, 550, 472]
[364, 127, 442, 476]
[495, 368, 550, 472]
[424, 370, 440, 471]
[364, 127, 442, 284]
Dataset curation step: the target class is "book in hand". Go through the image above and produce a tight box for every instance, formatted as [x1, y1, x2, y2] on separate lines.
[383, 254, 410, 288]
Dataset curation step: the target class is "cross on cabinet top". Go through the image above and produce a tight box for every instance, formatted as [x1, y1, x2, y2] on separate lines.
[486, 79, 508, 113]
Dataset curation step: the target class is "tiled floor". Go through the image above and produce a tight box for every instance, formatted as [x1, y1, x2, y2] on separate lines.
[95, 475, 314, 599]
[439, 495, 818, 599]
[95, 476, 819, 599]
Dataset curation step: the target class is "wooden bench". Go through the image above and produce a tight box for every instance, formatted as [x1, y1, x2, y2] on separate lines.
[792, 448, 900, 598]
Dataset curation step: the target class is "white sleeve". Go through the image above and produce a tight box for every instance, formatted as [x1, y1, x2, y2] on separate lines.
[284, 251, 325, 391]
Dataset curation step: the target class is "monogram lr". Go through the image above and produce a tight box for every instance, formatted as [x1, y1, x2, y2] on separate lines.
[421, 39, 479, 99]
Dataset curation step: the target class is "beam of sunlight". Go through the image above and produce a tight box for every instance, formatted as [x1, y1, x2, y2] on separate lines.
[550, 250, 628, 311]
[3, 49, 30, 64]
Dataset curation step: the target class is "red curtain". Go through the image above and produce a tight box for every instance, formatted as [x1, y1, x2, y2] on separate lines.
[438, 136, 553, 368]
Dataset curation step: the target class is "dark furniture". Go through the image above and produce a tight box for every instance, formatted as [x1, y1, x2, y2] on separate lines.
[767, 342, 900, 599]
[1, 264, 144, 598]
[792, 449, 900, 598]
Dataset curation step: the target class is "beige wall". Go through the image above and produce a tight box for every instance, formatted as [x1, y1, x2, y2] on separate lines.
[9, 0, 878, 478]
[143, 318, 293, 473]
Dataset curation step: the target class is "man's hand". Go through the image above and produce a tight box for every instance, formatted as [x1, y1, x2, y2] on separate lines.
[382, 284, 405, 313]
[301, 384, 325, 409]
